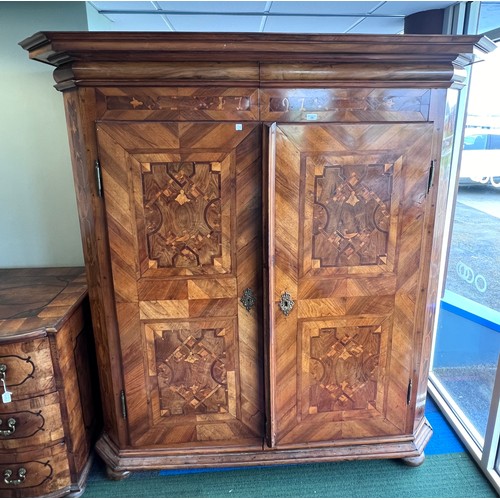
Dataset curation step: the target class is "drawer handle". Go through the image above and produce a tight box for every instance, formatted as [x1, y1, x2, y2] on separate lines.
[240, 288, 256, 312]
[0, 418, 16, 437]
[278, 291, 295, 316]
[3, 467, 26, 486]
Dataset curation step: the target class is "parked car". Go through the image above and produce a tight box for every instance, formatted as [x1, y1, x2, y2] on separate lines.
[460, 130, 500, 187]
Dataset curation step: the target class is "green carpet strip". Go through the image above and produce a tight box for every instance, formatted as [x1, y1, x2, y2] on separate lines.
[83, 452, 497, 498]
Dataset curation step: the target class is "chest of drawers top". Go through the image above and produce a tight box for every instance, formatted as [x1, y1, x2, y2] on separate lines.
[0, 268, 86, 342]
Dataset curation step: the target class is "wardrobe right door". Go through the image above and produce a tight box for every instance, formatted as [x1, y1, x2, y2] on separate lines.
[268, 122, 434, 448]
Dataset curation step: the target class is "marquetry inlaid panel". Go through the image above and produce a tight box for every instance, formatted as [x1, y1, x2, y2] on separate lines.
[96, 87, 259, 121]
[97, 122, 248, 281]
[129, 318, 261, 448]
[269, 316, 397, 447]
[137, 155, 232, 278]
[306, 323, 383, 414]
[312, 162, 394, 269]
[303, 152, 402, 277]
[154, 327, 228, 416]
[260, 89, 431, 122]
[142, 162, 222, 269]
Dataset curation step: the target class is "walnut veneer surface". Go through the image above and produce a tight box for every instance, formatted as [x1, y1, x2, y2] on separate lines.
[20, 32, 495, 478]
[0, 268, 99, 497]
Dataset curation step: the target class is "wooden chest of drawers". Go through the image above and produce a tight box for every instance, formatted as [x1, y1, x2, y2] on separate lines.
[0, 268, 100, 497]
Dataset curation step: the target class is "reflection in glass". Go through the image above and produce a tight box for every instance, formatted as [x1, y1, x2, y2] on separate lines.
[478, 3, 500, 34]
[432, 40, 500, 445]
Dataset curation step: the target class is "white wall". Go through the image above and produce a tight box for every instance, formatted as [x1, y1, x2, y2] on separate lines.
[0, 2, 88, 268]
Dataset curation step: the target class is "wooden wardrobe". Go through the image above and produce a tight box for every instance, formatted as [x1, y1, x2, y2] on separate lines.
[21, 32, 494, 478]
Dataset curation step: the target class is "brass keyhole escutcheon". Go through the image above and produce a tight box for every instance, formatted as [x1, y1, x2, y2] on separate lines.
[240, 288, 256, 312]
[279, 291, 294, 316]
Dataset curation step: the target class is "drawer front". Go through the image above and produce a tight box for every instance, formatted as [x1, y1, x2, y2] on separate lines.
[0, 337, 56, 401]
[0, 442, 71, 497]
[0, 393, 64, 450]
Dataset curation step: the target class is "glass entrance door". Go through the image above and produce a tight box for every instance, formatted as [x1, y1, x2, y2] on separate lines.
[432, 42, 500, 445]
[429, 3, 500, 493]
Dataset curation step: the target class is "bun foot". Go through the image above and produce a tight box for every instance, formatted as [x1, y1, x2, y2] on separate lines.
[106, 466, 131, 481]
[401, 451, 425, 467]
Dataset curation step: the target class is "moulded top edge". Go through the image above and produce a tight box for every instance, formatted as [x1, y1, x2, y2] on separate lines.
[19, 31, 496, 68]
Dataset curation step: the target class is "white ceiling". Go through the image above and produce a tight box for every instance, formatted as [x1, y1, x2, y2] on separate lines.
[87, 1, 457, 34]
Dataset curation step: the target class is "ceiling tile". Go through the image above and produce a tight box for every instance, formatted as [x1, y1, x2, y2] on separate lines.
[88, 0, 459, 33]
[373, 1, 455, 16]
[91, 1, 157, 11]
[168, 14, 265, 31]
[157, 1, 269, 13]
[101, 13, 172, 30]
[347, 17, 404, 34]
[264, 15, 362, 33]
[269, 2, 383, 15]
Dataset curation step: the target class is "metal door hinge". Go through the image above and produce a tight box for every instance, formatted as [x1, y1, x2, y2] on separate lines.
[95, 159, 103, 198]
[427, 160, 435, 194]
[407, 379, 413, 406]
[120, 390, 127, 419]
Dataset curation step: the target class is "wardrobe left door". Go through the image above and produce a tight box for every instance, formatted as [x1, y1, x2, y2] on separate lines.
[96, 121, 264, 450]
